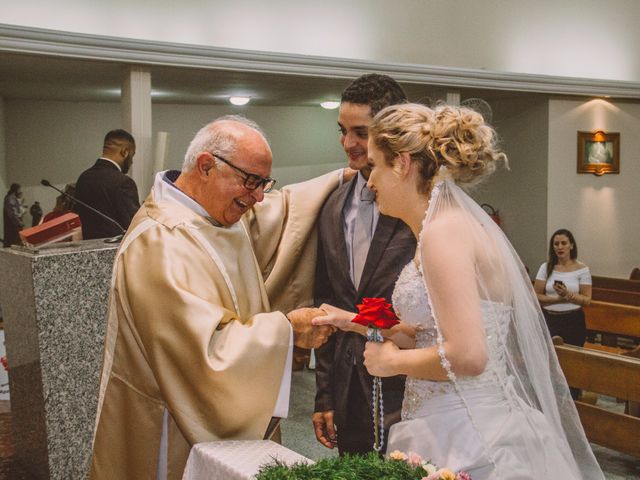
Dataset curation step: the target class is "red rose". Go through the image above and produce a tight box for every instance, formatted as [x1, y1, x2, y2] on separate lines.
[351, 297, 400, 330]
[0, 356, 8, 371]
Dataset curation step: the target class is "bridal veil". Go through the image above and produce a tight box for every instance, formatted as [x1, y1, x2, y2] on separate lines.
[419, 171, 604, 479]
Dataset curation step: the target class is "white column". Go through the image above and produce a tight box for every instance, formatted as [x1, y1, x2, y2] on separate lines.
[153, 131, 169, 175]
[446, 91, 461, 106]
[121, 66, 152, 201]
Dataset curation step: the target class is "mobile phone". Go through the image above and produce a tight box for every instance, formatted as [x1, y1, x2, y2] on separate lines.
[554, 280, 565, 287]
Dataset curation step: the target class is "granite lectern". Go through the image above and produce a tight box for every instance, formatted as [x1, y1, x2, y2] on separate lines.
[0, 239, 117, 479]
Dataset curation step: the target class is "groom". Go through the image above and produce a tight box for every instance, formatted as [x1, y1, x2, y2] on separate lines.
[313, 74, 416, 454]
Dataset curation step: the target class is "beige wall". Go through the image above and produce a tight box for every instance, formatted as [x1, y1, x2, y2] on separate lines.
[474, 96, 550, 276]
[5, 100, 121, 216]
[3, 0, 640, 82]
[152, 103, 346, 184]
[4, 99, 345, 215]
[548, 98, 640, 277]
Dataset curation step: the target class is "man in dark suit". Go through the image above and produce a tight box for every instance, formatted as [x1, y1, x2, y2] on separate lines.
[313, 74, 416, 455]
[74, 129, 140, 239]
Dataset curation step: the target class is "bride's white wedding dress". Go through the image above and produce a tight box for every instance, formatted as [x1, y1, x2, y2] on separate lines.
[388, 262, 579, 479]
[384, 173, 604, 479]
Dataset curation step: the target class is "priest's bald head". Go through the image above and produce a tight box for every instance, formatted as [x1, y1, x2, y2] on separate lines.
[175, 115, 276, 226]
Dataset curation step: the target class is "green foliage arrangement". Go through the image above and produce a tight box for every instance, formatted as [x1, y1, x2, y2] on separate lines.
[255, 452, 429, 480]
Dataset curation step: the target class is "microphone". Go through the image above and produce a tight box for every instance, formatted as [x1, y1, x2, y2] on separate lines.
[41, 179, 126, 242]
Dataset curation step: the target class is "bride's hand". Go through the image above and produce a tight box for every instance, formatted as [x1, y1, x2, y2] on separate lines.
[364, 340, 400, 377]
[312, 303, 356, 332]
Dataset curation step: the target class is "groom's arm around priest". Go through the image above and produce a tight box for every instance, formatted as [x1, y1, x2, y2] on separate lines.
[90, 115, 340, 480]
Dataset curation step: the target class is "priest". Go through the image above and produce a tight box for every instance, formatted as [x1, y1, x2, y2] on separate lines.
[90, 115, 340, 480]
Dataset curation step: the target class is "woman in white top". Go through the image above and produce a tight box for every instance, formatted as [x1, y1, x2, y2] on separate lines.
[534, 229, 592, 348]
[534, 229, 592, 399]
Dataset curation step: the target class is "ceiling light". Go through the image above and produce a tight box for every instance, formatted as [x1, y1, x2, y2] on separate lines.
[229, 96, 250, 106]
[320, 101, 340, 110]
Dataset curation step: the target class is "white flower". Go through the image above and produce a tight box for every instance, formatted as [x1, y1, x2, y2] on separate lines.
[422, 462, 437, 474]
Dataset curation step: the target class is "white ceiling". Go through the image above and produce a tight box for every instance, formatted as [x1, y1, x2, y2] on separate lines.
[0, 51, 535, 107]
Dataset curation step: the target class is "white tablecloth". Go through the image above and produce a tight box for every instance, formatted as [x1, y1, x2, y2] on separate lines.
[182, 440, 313, 480]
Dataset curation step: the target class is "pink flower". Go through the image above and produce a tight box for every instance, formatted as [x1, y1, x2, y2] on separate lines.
[456, 472, 471, 480]
[407, 451, 423, 467]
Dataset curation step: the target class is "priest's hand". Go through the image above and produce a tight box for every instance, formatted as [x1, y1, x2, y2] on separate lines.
[287, 307, 334, 349]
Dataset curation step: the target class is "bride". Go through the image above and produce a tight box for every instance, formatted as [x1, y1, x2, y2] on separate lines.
[313, 104, 604, 479]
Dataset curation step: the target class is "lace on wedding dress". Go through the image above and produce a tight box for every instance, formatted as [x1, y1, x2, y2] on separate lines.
[407, 169, 604, 479]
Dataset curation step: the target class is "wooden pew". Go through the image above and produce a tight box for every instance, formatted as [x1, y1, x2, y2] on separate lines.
[591, 288, 640, 306]
[583, 301, 640, 352]
[554, 344, 640, 458]
[591, 275, 640, 306]
[592, 275, 640, 293]
[584, 301, 640, 337]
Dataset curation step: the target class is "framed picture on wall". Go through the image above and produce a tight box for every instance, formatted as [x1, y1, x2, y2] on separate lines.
[577, 130, 620, 175]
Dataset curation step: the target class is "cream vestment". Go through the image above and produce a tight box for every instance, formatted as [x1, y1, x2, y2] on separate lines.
[90, 170, 341, 480]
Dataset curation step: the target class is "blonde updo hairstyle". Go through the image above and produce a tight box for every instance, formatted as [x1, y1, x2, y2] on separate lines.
[368, 103, 436, 194]
[370, 103, 506, 193]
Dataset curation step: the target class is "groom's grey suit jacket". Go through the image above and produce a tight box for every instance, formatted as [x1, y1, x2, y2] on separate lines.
[314, 175, 416, 437]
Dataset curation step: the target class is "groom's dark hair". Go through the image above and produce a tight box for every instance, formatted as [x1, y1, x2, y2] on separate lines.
[341, 74, 408, 116]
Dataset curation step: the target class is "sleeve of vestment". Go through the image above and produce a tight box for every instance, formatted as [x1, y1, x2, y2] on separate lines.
[243, 169, 342, 312]
[119, 224, 290, 442]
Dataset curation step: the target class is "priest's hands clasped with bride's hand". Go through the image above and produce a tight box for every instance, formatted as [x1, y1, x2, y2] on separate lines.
[287, 307, 335, 349]
[311, 303, 357, 331]
[288, 302, 361, 349]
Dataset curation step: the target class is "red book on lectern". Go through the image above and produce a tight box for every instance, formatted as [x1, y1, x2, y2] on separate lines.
[19, 212, 82, 247]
